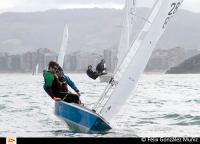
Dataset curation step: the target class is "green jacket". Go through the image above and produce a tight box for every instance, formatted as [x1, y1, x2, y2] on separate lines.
[44, 71, 55, 87]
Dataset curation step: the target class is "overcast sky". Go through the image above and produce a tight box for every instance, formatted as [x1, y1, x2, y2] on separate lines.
[0, 0, 199, 14]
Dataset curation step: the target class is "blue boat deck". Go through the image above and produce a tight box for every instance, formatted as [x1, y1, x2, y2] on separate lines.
[55, 101, 112, 133]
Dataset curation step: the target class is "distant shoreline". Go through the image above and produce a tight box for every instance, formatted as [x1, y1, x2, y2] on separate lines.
[0, 72, 200, 75]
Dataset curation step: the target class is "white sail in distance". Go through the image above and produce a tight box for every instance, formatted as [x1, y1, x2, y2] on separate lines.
[35, 64, 39, 75]
[58, 24, 69, 68]
[116, 0, 135, 69]
[100, 0, 184, 122]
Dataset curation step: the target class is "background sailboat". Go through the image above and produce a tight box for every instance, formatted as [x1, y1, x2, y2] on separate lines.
[35, 64, 39, 75]
[57, 24, 69, 68]
[99, 0, 135, 83]
[32, 63, 39, 75]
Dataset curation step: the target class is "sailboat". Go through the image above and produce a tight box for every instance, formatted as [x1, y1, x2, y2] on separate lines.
[57, 24, 69, 67]
[35, 64, 39, 75]
[54, 0, 184, 133]
[32, 63, 39, 75]
[99, 63, 113, 83]
[99, 73, 113, 83]
[99, 0, 135, 83]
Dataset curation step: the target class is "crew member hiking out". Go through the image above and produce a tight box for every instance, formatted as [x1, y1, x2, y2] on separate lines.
[43, 61, 81, 104]
[96, 59, 107, 75]
[43, 61, 60, 100]
[56, 66, 81, 104]
[86, 65, 100, 80]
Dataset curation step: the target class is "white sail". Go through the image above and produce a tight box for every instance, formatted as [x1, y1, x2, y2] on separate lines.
[116, 0, 135, 69]
[35, 64, 39, 75]
[58, 24, 69, 68]
[97, 0, 183, 122]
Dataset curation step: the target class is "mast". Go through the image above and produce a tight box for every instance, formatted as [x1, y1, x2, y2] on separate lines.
[96, 0, 184, 122]
[58, 24, 69, 68]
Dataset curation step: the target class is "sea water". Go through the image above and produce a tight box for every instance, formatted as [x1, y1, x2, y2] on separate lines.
[0, 73, 200, 137]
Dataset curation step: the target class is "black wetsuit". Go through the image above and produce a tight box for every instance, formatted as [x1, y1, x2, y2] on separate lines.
[96, 62, 106, 74]
[86, 69, 99, 80]
[43, 71, 80, 104]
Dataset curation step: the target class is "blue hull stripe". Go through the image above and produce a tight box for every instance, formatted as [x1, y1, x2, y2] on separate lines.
[55, 101, 111, 132]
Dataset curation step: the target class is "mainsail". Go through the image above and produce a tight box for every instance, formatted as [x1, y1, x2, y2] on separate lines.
[116, 0, 135, 69]
[93, 0, 184, 122]
[57, 24, 69, 68]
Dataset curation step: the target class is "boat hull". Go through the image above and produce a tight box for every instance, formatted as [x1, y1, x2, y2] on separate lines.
[55, 101, 112, 133]
[99, 73, 113, 83]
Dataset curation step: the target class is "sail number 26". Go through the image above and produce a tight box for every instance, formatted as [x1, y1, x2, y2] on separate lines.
[162, 1, 182, 29]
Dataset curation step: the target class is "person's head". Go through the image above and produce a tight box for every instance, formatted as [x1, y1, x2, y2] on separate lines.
[101, 59, 105, 63]
[88, 65, 92, 69]
[48, 61, 59, 73]
[56, 66, 64, 78]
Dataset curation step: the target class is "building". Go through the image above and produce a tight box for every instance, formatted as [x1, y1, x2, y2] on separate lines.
[20, 52, 33, 72]
[145, 47, 186, 72]
[0, 53, 9, 71]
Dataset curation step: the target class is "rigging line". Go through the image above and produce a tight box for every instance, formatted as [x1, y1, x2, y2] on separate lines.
[92, 82, 113, 110]
[132, 0, 160, 24]
[94, 77, 120, 113]
[132, 13, 152, 24]
[93, 79, 118, 112]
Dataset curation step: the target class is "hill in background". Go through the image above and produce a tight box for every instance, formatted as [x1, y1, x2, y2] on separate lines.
[0, 9, 199, 55]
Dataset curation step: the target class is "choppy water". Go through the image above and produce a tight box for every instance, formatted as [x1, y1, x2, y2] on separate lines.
[0, 73, 200, 137]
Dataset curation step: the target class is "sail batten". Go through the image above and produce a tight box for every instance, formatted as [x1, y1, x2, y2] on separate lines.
[96, 0, 184, 122]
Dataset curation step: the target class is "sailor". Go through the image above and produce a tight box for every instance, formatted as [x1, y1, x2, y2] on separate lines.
[43, 61, 81, 104]
[43, 61, 60, 100]
[96, 59, 107, 75]
[56, 66, 81, 104]
[86, 65, 100, 80]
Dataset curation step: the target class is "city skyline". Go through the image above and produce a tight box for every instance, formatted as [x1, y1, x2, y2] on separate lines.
[0, 46, 198, 73]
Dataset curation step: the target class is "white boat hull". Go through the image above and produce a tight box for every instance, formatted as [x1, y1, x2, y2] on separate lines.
[99, 73, 113, 83]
